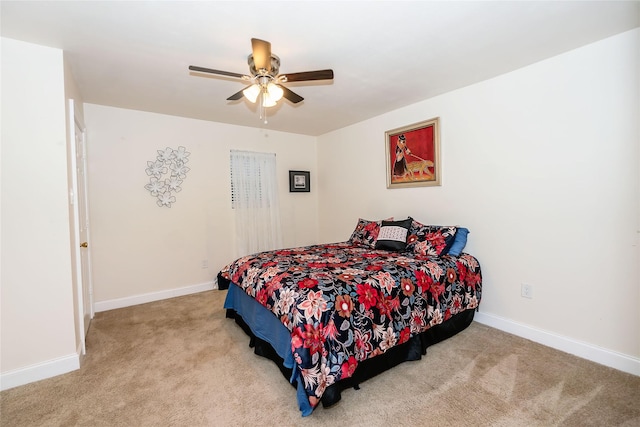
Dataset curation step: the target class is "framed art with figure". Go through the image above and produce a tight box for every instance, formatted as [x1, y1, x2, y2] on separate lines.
[385, 117, 441, 188]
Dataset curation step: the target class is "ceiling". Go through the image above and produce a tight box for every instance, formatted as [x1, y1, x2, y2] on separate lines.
[2, 1, 638, 136]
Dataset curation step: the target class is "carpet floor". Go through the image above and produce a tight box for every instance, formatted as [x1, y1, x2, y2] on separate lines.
[1, 290, 638, 426]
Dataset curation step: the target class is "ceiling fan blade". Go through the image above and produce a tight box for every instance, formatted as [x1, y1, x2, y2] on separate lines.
[281, 86, 304, 104]
[251, 38, 272, 72]
[227, 87, 250, 101]
[283, 69, 334, 82]
[188, 65, 245, 79]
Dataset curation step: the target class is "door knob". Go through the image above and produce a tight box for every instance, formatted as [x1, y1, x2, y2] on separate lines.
[80, 242, 88, 248]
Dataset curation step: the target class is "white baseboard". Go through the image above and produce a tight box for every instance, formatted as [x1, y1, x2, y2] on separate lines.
[1, 353, 80, 391]
[474, 311, 640, 377]
[94, 281, 216, 313]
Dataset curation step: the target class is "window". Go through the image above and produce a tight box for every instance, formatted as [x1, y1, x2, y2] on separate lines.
[230, 152, 269, 209]
[229, 150, 282, 256]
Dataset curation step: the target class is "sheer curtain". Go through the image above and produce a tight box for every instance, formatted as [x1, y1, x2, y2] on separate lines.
[230, 150, 283, 257]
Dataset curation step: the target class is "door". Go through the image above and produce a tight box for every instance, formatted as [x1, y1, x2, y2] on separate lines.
[76, 116, 93, 336]
[69, 99, 94, 354]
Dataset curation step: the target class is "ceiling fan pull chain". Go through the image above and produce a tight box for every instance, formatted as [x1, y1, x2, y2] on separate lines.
[263, 92, 268, 124]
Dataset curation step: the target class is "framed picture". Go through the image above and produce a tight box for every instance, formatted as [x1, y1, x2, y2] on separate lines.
[289, 170, 310, 192]
[385, 117, 441, 188]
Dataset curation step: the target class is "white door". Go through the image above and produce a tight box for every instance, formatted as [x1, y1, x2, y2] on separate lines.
[76, 117, 93, 334]
[69, 100, 94, 354]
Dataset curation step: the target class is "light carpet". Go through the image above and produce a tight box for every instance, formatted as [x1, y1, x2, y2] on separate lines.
[1, 290, 638, 426]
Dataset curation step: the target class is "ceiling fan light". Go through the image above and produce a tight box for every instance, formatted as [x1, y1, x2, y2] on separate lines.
[262, 93, 278, 107]
[243, 84, 260, 103]
[266, 82, 284, 102]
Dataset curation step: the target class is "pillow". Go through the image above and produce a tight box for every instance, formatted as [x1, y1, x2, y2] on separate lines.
[447, 227, 469, 256]
[406, 218, 457, 257]
[348, 218, 390, 248]
[375, 218, 412, 251]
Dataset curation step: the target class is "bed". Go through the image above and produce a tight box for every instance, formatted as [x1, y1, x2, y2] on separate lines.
[217, 217, 482, 416]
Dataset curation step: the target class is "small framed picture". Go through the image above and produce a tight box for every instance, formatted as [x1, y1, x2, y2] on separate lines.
[289, 170, 310, 192]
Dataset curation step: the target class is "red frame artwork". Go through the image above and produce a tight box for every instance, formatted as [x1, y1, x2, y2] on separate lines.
[385, 117, 441, 188]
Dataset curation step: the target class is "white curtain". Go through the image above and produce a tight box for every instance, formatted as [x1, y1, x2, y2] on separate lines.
[230, 150, 283, 257]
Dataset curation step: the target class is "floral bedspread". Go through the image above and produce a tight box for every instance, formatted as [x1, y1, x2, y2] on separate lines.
[220, 242, 482, 412]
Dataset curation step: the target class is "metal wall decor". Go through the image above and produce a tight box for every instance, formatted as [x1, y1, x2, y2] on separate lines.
[144, 146, 190, 207]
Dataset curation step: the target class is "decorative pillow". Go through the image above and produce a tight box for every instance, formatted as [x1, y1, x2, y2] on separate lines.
[374, 218, 412, 251]
[447, 227, 469, 256]
[406, 218, 457, 257]
[348, 218, 392, 248]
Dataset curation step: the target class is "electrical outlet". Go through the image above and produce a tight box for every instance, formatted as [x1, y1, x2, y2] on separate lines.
[521, 283, 533, 299]
[201, 260, 208, 269]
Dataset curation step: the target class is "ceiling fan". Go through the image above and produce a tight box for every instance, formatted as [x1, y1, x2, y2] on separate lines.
[189, 38, 334, 122]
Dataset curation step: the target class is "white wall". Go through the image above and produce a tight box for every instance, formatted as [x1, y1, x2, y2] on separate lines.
[1, 38, 78, 384]
[317, 30, 640, 369]
[83, 105, 318, 307]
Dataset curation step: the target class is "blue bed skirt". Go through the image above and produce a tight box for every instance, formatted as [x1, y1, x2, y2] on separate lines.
[223, 283, 314, 416]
